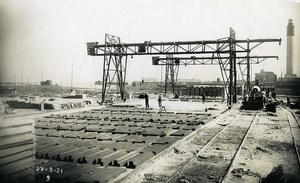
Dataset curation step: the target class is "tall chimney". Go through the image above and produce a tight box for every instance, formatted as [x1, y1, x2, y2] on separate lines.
[286, 19, 295, 78]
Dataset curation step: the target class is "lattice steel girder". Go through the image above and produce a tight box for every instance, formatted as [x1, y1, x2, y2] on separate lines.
[87, 39, 281, 56]
[164, 55, 179, 94]
[101, 34, 128, 103]
[152, 56, 279, 65]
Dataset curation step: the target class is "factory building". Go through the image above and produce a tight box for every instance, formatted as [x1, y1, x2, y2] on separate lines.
[255, 70, 277, 83]
[40, 80, 52, 86]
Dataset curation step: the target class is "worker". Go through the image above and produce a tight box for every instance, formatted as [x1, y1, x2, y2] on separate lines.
[158, 95, 162, 107]
[202, 92, 206, 103]
[267, 89, 272, 98]
[145, 93, 149, 109]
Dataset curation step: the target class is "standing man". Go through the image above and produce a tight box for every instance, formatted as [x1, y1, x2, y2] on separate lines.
[145, 93, 149, 109]
[158, 95, 162, 107]
[202, 92, 206, 103]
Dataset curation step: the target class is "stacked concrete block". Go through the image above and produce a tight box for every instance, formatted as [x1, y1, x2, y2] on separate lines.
[0, 117, 35, 183]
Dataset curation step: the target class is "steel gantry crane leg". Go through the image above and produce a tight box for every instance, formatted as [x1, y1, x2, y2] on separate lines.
[164, 55, 180, 95]
[101, 34, 128, 103]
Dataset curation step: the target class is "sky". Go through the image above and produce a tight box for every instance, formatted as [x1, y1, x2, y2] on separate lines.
[0, 0, 300, 87]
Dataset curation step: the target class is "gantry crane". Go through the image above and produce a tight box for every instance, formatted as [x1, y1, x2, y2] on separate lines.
[87, 28, 281, 107]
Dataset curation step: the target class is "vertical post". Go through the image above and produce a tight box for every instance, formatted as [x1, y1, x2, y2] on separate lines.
[229, 28, 237, 104]
[165, 59, 169, 95]
[228, 28, 233, 106]
[102, 34, 109, 103]
[160, 65, 163, 93]
[233, 49, 237, 103]
[246, 40, 250, 92]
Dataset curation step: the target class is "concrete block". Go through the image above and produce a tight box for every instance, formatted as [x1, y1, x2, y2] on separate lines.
[140, 129, 167, 137]
[62, 131, 84, 138]
[111, 151, 139, 167]
[94, 140, 114, 149]
[182, 125, 197, 131]
[0, 143, 34, 158]
[151, 136, 180, 145]
[124, 152, 154, 169]
[55, 147, 86, 161]
[98, 150, 127, 166]
[96, 133, 114, 141]
[64, 148, 98, 162]
[36, 144, 66, 159]
[112, 129, 137, 135]
[170, 130, 191, 137]
[0, 149, 34, 166]
[141, 144, 168, 155]
[81, 132, 98, 140]
[124, 143, 149, 152]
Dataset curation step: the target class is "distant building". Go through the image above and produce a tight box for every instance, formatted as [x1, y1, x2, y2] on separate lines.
[0, 87, 16, 96]
[255, 70, 277, 84]
[275, 78, 300, 96]
[41, 80, 52, 86]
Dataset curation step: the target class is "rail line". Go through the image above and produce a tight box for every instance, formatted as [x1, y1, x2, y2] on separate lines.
[220, 111, 259, 183]
[284, 107, 300, 169]
[164, 110, 259, 183]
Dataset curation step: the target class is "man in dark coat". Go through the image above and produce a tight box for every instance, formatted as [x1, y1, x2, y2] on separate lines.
[145, 93, 149, 109]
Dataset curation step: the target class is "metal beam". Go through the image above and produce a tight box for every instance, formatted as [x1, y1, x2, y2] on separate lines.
[152, 56, 278, 65]
[88, 39, 281, 56]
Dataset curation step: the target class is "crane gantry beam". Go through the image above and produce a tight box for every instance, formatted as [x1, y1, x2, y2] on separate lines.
[88, 39, 281, 56]
[87, 29, 281, 107]
[152, 56, 279, 65]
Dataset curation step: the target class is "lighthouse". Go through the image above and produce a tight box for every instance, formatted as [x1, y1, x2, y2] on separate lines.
[286, 19, 297, 78]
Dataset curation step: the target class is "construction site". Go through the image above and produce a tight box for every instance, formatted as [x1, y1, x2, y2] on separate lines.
[1, 1, 300, 183]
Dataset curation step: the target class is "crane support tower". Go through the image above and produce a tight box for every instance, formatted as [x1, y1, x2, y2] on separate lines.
[87, 28, 281, 107]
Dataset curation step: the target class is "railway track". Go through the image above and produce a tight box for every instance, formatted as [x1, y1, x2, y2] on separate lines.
[165, 110, 259, 183]
[221, 106, 300, 183]
[285, 107, 300, 168]
[161, 111, 258, 182]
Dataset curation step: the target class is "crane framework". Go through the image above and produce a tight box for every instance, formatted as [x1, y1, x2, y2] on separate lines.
[87, 28, 281, 107]
[152, 55, 278, 97]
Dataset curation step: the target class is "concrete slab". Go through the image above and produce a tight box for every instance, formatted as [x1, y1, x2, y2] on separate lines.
[111, 151, 140, 167]
[124, 152, 154, 169]
[98, 150, 127, 166]
[151, 136, 181, 145]
[170, 130, 192, 137]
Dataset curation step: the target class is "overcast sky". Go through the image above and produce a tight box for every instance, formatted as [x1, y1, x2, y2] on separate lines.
[0, 0, 299, 86]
